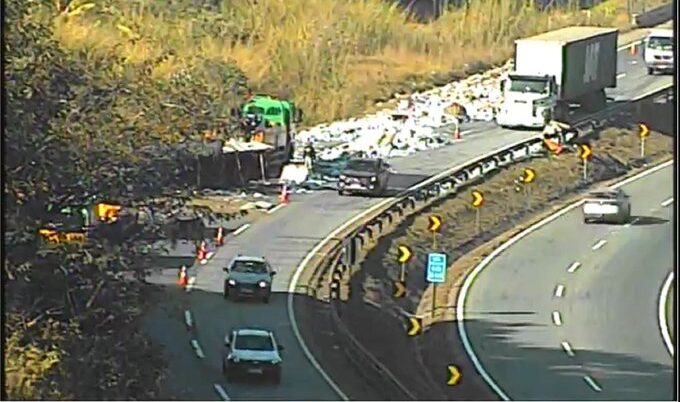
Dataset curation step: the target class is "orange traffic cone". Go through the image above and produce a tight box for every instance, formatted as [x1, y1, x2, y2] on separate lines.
[543, 138, 563, 155]
[629, 43, 637, 56]
[215, 227, 224, 247]
[178, 266, 188, 288]
[279, 184, 290, 204]
[454, 125, 462, 140]
[196, 241, 207, 261]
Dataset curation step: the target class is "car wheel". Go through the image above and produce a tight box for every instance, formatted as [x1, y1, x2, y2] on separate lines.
[583, 217, 590, 224]
[262, 295, 270, 304]
[223, 287, 229, 299]
[337, 190, 345, 196]
[229, 292, 239, 302]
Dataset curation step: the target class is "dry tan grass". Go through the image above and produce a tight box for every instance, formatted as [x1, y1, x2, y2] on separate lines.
[48, 0, 664, 125]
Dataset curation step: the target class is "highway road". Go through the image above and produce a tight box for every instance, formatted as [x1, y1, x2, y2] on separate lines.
[164, 35, 672, 401]
[460, 163, 675, 401]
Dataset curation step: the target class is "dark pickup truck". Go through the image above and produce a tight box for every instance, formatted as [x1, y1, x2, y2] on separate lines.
[337, 157, 391, 196]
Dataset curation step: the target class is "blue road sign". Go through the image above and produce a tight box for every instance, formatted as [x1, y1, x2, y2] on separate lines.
[426, 252, 447, 283]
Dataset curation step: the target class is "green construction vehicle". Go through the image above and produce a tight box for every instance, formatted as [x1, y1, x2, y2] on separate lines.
[229, 93, 304, 178]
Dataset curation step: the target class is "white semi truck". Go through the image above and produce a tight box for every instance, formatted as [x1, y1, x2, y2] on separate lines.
[496, 26, 619, 129]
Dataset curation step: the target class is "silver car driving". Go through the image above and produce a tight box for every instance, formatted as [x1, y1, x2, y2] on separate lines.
[222, 328, 284, 384]
[582, 188, 631, 224]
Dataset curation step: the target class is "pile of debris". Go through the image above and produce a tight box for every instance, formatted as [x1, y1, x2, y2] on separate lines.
[295, 60, 513, 162]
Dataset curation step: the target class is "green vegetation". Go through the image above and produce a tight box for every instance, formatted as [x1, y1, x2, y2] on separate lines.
[50, 0, 662, 125]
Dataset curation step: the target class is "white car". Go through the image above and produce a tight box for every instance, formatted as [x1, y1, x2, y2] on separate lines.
[222, 328, 284, 384]
[582, 188, 631, 224]
[643, 29, 674, 75]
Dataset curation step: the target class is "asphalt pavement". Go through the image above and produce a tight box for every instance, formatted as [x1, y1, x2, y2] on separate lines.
[462, 164, 675, 401]
[150, 39, 673, 401]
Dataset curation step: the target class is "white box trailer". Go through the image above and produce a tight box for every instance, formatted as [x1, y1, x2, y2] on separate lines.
[496, 26, 619, 129]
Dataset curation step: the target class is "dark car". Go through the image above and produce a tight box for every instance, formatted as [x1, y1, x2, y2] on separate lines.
[222, 328, 284, 384]
[337, 158, 391, 196]
[223, 255, 276, 303]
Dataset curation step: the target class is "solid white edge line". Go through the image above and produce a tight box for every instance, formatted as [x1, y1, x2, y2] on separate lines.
[658, 271, 675, 357]
[591, 240, 607, 250]
[456, 160, 673, 401]
[213, 383, 231, 401]
[661, 197, 674, 207]
[616, 73, 626, 79]
[561, 341, 575, 357]
[567, 262, 582, 273]
[583, 375, 602, 392]
[268, 204, 286, 215]
[552, 311, 563, 326]
[554, 285, 565, 298]
[233, 223, 251, 236]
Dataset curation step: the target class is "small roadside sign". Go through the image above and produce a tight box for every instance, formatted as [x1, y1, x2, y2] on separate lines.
[426, 253, 447, 284]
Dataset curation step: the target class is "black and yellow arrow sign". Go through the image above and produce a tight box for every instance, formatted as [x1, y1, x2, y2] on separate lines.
[398, 245, 412, 264]
[447, 365, 461, 386]
[578, 144, 592, 160]
[471, 190, 484, 208]
[393, 281, 406, 298]
[428, 215, 442, 232]
[639, 123, 649, 138]
[521, 168, 536, 184]
[407, 317, 422, 336]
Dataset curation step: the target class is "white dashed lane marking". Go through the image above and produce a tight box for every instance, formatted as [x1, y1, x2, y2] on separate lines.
[552, 311, 563, 326]
[661, 197, 674, 207]
[561, 341, 575, 357]
[584, 375, 603, 392]
[554, 284, 565, 298]
[567, 262, 581, 273]
[591, 240, 607, 250]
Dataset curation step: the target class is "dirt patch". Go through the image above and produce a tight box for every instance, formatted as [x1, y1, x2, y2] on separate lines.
[334, 111, 673, 398]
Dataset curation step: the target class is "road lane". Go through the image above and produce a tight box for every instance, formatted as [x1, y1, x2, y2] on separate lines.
[462, 164, 674, 400]
[181, 40, 672, 400]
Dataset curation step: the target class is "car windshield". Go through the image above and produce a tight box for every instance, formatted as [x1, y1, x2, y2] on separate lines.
[345, 160, 377, 172]
[508, 78, 549, 94]
[647, 36, 673, 51]
[231, 260, 268, 274]
[234, 334, 274, 351]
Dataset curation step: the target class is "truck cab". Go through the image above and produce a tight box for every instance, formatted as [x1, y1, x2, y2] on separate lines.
[643, 29, 674, 75]
[496, 74, 560, 129]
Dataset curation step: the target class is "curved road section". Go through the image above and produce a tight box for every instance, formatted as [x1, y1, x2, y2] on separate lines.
[173, 41, 670, 401]
[461, 163, 675, 400]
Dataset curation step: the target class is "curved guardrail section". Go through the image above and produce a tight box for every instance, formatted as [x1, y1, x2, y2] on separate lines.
[308, 85, 673, 400]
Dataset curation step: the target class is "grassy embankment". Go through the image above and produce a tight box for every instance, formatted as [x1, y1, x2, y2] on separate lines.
[52, 0, 664, 126]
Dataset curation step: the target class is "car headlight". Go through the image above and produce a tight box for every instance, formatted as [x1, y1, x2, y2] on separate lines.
[228, 279, 236, 286]
[339, 175, 346, 180]
[370, 176, 377, 182]
[271, 358, 282, 365]
[228, 354, 239, 362]
[258, 281, 268, 288]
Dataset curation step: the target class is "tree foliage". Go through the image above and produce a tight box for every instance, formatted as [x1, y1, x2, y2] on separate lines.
[4, 0, 248, 399]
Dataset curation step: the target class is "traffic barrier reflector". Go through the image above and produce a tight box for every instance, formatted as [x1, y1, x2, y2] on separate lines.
[543, 139, 563, 155]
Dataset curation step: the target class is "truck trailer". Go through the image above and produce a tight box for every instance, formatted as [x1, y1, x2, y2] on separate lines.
[495, 26, 619, 129]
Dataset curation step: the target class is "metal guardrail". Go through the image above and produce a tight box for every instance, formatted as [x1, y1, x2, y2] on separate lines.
[311, 85, 672, 400]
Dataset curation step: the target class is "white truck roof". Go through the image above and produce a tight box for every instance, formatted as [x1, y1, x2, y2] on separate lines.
[647, 29, 673, 38]
[518, 26, 618, 44]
